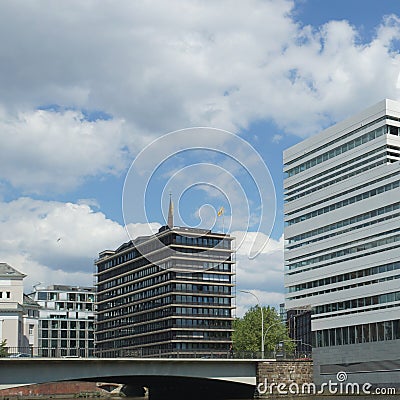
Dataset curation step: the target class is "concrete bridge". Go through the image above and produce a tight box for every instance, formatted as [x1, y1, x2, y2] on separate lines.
[0, 358, 259, 399]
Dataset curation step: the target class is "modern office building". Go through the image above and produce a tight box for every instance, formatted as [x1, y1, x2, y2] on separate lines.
[95, 201, 235, 357]
[29, 285, 95, 357]
[284, 99, 400, 385]
[0, 263, 40, 355]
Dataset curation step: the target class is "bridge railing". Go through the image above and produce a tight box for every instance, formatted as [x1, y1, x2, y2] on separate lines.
[2, 347, 311, 360]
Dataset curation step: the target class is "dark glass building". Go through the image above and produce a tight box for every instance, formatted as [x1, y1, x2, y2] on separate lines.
[286, 307, 313, 355]
[95, 222, 235, 357]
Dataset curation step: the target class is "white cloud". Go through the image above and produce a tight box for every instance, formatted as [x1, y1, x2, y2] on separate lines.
[0, 0, 400, 135]
[0, 1, 399, 191]
[0, 197, 161, 290]
[234, 233, 285, 316]
[0, 108, 128, 193]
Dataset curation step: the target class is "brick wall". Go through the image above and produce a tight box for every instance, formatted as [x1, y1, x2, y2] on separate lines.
[0, 381, 110, 398]
[255, 360, 313, 398]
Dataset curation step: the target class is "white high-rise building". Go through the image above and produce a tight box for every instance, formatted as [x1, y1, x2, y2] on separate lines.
[29, 285, 95, 357]
[284, 99, 400, 386]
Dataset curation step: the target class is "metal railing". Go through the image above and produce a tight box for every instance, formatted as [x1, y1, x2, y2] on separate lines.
[2, 347, 312, 360]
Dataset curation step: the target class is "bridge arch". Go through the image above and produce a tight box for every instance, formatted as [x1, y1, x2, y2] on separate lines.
[0, 358, 258, 399]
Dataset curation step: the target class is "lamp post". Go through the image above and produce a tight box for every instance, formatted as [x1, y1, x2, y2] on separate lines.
[263, 321, 281, 357]
[240, 290, 264, 358]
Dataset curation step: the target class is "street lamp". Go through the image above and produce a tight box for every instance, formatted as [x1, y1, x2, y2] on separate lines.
[263, 321, 281, 357]
[240, 290, 264, 358]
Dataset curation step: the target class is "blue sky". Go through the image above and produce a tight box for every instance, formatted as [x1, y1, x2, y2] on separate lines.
[0, 0, 399, 313]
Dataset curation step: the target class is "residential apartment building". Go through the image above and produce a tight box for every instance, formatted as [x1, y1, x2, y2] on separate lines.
[0, 263, 39, 355]
[29, 285, 95, 357]
[284, 99, 400, 385]
[95, 204, 235, 357]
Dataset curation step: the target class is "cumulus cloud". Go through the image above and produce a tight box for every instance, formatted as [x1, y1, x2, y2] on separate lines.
[0, 108, 129, 193]
[0, 197, 161, 290]
[0, 1, 399, 192]
[234, 233, 284, 316]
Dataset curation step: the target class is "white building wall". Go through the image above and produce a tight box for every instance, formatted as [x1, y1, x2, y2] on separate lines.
[284, 99, 400, 351]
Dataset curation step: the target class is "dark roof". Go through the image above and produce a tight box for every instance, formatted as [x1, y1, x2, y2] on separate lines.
[0, 263, 26, 279]
[23, 294, 40, 308]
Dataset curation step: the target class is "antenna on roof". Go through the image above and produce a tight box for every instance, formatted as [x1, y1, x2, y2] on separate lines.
[167, 192, 174, 228]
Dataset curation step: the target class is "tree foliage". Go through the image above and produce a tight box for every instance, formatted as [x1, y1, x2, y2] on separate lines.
[0, 339, 8, 357]
[232, 306, 294, 356]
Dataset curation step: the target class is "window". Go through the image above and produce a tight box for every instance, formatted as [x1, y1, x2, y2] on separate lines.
[29, 324, 34, 335]
[6, 292, 10, 299]
[37, 292, 47, 300]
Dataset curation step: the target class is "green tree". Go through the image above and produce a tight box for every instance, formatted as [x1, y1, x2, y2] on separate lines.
[0, 339, 8, 357]
[232, 306, 294, 356]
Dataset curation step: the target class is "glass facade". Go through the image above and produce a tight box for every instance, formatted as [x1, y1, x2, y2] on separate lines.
[95, 226, 235, 357]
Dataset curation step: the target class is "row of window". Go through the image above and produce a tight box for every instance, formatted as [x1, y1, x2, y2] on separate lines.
[99, 270, 168, 291]
[97, 329, 230, 346]
[288, 237, 400, 276]
[284, 116, 387, 168]
[48, 302, 93, 311]
[315, 319, 400, 347]
[176, 342, 229, 350]
[176, 307, 231, 316]
[174, 261, 231, 271]
[0, 291, 11, 299]
[97, 307, 172, 326]
[97, 295, 173, 316]
[99, 285, 232, 310]
[289, 224, 399, 264]
[40, 329, 93, 339]
[288, 201, 400, 245]
[287, 162, 398, 220]
[175, 235, 231, 249]
[96, 341, 230, 354]
[99, 283, 171, 304]
[98, 234, 231, 272]
[96, 306, 232, 332]
[286, 125, 387, 177]
[287, 273, 400, 301]
[98, 319, 232, 341]
[175, 318, 231, 328]
[315, 290, 400, 315]
[98, 261, 161, 284]
[175, 331, 230, 339]
[285, 145, 386, 196]
[175, 283, 230, 294]
[39, 339, 94, 349]
[286, 154, 387, 203]
[174, 247, 232, 260]
[287, 176, 400, 226]
[288, 210, 400, 251]
[175, 295, 230, 305]
[39, 347, 94, 357]
[288, 230, 400, 270]
[36, 291, 94, 302]
[288, 260, 400, 293]
[98, 253, 232, 286]
[41, 320, 93, 329]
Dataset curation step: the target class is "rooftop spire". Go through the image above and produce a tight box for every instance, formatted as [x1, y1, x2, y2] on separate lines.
[167, 193, 174, 228]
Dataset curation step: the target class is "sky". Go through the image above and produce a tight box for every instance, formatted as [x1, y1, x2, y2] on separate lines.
[0, 0, 400, 315]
